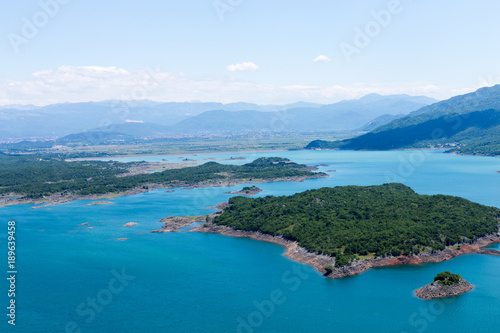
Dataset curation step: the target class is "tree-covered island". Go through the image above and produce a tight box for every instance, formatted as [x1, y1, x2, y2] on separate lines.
[416, 271, 473, 299]
[226, 185, 263, 196]
[195, 183, 500, 278]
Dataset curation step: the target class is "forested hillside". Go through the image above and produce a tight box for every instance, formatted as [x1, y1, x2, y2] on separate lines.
[306, 109, 500, 156]
[305, 86, 500, 156]
[213, 184, 500, 265]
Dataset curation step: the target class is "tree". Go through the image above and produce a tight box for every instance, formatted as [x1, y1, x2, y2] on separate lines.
[433, 271, 462, 286]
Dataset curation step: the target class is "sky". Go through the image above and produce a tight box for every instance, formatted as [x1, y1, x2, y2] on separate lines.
[1, 0, 500, 106]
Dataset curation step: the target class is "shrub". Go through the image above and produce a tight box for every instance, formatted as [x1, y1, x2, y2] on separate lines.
[335, 254, 355, 267]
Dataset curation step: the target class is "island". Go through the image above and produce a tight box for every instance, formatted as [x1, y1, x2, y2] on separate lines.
[151, 216, 207, 233]
[416, 271, 473, 299]
[186, 183, 500, 279]
[0, 156, 326, 207]
[227, 185, 262, 196]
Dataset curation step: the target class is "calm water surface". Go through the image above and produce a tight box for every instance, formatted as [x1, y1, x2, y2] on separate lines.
[1, 150, 499, 332]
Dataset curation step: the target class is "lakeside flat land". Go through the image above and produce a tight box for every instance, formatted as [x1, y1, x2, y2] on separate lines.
[1, 132, 349, 159]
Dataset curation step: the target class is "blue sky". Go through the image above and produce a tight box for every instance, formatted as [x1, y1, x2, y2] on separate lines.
[1, 0, 499, 105]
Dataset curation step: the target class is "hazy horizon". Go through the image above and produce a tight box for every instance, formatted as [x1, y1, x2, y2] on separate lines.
[0, 91, 441, 108]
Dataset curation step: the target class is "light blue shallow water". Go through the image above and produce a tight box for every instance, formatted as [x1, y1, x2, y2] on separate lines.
[1, 150, 499, 333]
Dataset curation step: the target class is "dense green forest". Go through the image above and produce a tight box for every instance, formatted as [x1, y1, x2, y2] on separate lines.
[0, 155, 323, 199]
[213, 184, 500, 264]
[306, 109, 500, 156]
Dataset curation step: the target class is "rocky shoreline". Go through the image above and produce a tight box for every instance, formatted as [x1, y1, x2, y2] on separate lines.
[192, 223, 337, 272]
[85, 201, 113, 206]
[187, 210, 500, 279]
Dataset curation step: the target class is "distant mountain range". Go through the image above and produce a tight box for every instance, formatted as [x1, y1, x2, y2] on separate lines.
[164, 94, 431, 134]
[0, 94, 436, 140]
[306, 85, 500, 156]
[0, 100, 287, 139]
[45, 94, 435, 141]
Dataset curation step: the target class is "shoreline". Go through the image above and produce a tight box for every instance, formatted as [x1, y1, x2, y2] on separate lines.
[190, 217, 500, 279]
[191, 224, 337, 273]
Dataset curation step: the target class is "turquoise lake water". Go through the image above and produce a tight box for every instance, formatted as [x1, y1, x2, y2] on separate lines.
[1, 150, 499, 332]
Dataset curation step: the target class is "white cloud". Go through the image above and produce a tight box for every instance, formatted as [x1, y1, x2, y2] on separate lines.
[227, 61, 259, 72]
[313, 55, 331, 63]
[0, 65, 478, 106]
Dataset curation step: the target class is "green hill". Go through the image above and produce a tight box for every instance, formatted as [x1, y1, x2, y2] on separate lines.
[374, 85, 500, 131]
[213, 184, 500, 263]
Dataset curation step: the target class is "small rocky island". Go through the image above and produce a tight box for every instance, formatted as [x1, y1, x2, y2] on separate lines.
[416, 271, 473, 299]
[227, 185, 262, 196]
[151, 215, 206, 233]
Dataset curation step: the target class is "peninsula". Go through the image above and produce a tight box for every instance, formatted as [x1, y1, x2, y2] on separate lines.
[0, 155, 326, 207]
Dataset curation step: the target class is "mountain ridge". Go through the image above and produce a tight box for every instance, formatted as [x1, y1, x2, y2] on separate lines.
[0, 94, 437, 139]
[305, 85, 500, 156]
